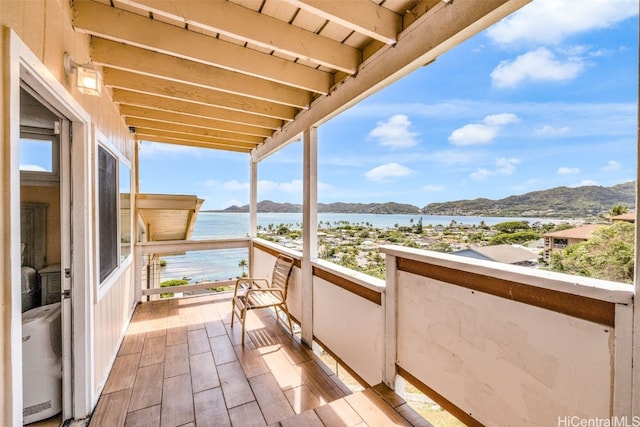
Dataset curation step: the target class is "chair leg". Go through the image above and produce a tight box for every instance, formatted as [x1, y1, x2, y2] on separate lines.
[241, 308, 247, 346]
[281, 303, 293, 336]
[230, 299, 236, 326]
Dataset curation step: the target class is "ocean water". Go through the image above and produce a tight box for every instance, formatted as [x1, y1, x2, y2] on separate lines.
[191, 212, 558, 239]
[160, 212, 558, 284]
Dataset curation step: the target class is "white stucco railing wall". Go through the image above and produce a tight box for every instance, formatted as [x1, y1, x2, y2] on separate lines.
[381, 245, 634, 426]
[251, 239, 385, 386]
[251, 240, 303, 324]
[311, 260, 385, 386]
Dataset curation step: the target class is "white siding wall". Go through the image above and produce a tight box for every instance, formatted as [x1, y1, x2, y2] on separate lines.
[1, 0, 136, 421]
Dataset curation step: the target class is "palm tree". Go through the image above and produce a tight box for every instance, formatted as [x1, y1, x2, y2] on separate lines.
[238, 258, 248, 277]
[609, 205, 629, 217]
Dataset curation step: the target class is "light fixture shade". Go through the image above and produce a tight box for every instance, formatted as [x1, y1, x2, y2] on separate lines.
[64, 52, 102, 97]
[76, 66, 102, 96]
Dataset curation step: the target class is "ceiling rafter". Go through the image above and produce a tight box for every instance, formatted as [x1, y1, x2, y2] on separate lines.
[116, 0, 361, 74]
[282, 0, 401, 44]
[124, 117, 265, 144]
[119, 105, 275, 139]
[134, 134, 255, 153]
[132, 128, 259, 149]
[103, 68, 298, 121]
[92, 38, 312, 108]
[73, 0, 333, 93]
[113, 90, 284, 131]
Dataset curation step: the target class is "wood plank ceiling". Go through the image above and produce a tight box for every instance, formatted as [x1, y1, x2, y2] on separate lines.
[71, 0, 529, 155]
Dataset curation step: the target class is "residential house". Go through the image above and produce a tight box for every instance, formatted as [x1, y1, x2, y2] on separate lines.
[453, 244, 539, 267]
[612, 213, 637, 223]
[2, 1, 639, 426]
[543, 224, 601, 263]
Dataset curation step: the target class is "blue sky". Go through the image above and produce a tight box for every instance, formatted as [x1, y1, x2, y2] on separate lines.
[138, 0, 639, 210]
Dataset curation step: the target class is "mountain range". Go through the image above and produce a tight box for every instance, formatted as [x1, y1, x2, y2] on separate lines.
[216, 181, 636, 218]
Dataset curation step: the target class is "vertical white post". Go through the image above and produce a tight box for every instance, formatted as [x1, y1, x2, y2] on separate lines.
[302, 127, 318, 347]
[249, 158, 258, 277]
[632, 67, 640, 415]
[133, 141, 142, 304]
[384, 253, 397, 388]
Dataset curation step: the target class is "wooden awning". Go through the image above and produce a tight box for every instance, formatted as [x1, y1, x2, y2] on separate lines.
[136, 193, 204, 241]
[72, 0, 530, 157]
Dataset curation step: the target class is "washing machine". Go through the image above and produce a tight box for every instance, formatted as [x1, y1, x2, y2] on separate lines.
[22, 302, 62, 424]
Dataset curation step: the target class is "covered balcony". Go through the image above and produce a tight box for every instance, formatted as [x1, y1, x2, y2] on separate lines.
[92, 235, 634, 426]
[3, 0, 638, 426]
[79, 0, 635, 425]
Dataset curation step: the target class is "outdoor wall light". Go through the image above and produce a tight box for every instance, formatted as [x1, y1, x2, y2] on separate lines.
[64, 52, 102, 97]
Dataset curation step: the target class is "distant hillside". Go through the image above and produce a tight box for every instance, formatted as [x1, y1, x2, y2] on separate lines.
[221, 200, 421, 214]
[215, 182, 636, 217]
[423, 182, 636, 217]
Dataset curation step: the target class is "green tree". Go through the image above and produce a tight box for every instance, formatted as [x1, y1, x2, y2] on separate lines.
[339, 253, 358, 270]
[429, 242, 453, 253]
[550, 222, 634, 284]
[609, 204, 630, 216]
[493, 221, 531, 234]
[488, 231, 540, 245]
[238, 258, 248, 277]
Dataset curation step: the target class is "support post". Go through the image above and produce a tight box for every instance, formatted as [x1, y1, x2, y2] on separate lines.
[384, 253, 397, 388]
[301, 127, 318, 347]
[249, 158, 258, 276]
[632, 48, 640, 414]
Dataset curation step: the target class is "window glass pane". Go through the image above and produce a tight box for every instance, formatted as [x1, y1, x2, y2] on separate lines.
[20, 139, 53, 172]
[99, 146, 118, 282]
[120, 161, 131, 261]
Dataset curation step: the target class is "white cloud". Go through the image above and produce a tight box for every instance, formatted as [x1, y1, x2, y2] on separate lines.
[491, 47, 584, 88]
[535, 125, 570, 136]
[368, 114, 419, 149]
[423, 184, 445, 192]
[365, 163, 413, 181]
[470, 168, 493, 180]
[495, 158, 520, 175]
[20, 164, 47, 172]
[557, 166, 580, 175]
[571, 180, 600, 187]
[224, 180, 249, 191]
[448, 113, 519, 145]
[601, 160, 622, 172]
[487, 0, 638, 46]
[470, 158, 521, 180]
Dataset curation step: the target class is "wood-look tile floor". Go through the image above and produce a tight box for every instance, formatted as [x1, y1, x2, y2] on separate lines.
[89, 294, 431, 427]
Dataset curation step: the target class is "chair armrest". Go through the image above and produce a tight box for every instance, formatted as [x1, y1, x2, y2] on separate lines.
[233, 278, 269, 297]
[245, 287, 284, 300]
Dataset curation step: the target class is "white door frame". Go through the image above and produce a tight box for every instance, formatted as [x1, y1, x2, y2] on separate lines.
[4, 27, 94, 423]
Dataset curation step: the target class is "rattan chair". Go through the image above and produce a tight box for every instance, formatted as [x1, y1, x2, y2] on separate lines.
[231, 254, 295, 345]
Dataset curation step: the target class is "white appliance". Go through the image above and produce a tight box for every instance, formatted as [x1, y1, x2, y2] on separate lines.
[22, 302, 62, 424]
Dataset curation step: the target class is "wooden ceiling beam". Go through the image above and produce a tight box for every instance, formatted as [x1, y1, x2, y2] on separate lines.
[135, 134, 254, 153]
[125, 117, 264, 144]
[133, 127, 259, 149]
[72, 0, 332, 93]
[283, 0, 401, 44]
[117, 0, 360, 74]
[118, 104, 275, 138]
[113, 90, 283, 131]
[103, 68, 298, 121]
[92, 38, 312, 108]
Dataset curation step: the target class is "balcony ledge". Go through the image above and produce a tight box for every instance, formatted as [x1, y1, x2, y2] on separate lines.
[380, 244, 633, 305]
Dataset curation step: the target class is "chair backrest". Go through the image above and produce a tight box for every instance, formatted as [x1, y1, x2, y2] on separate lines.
[271, 254, 294, 300]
